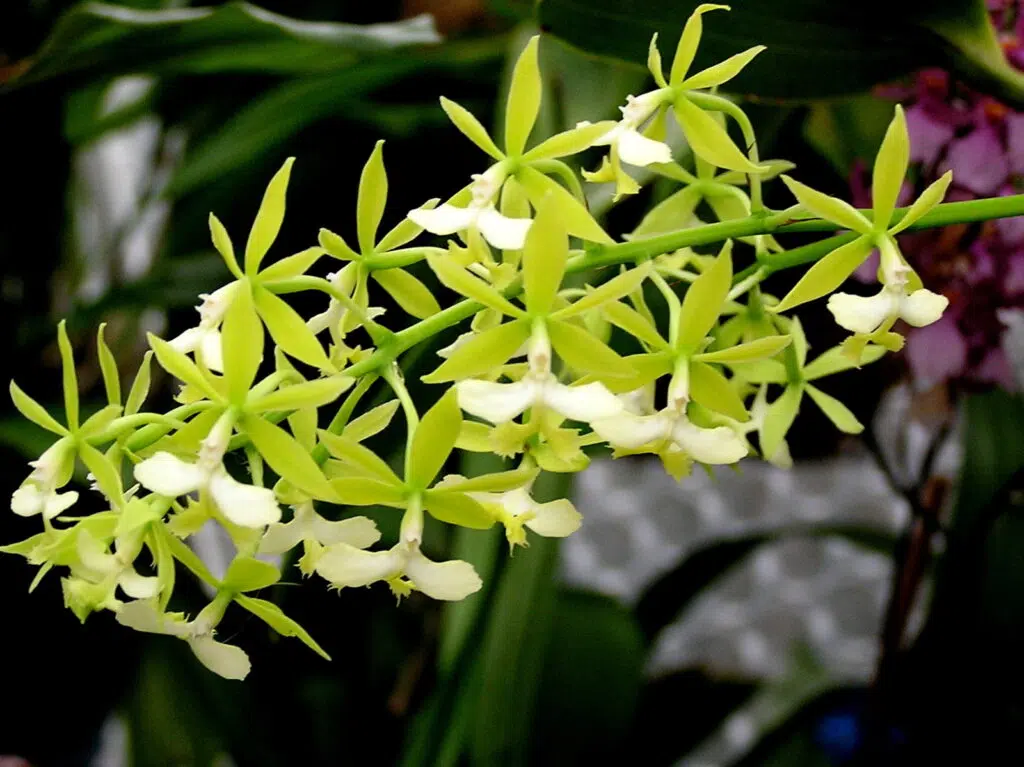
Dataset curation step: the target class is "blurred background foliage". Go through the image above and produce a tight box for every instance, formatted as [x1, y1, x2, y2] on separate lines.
[3, 1, 1024, 765]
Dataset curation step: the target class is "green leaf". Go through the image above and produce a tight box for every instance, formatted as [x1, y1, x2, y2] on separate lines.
[521, 121, 617, 162]
[780, 175, 872, 234]
[673, 97, 763, 174]
[517, 166, 613, 244]
[423, 489, 495, 529]
[427, 253, 526, 318]
[9, 381, 68, 435]
[760, 384, 803, 459]
[319, 430, 402, 484]
[682, 45, 765, 90]
[257, 247, 324, 282]
[222, 557, 281, 592]
[220, 282, 263, 402]
[548, 320, 634, 378]
[209, 213, 242, 278]
[243, 415, 337, 501]
[522, 200, 568, 315]
[56, 320, 79, 431]
[252, 285, 329, 369]
[677, 241, 732, 351]
[505, 36, 543, 156]
[803, 343, 887, 380]
[409, 389, 461, 488]
[245, 158, 293, 275]
[670, 3, 729, 84]
[343, 400, 400, 443]
[330, 477, 407, 507]
[890, 171, 953, 234]
[247, 376, 353, 413]
[806, 384, 863, 434]
[357, 140, 388, 253]
[551, 264, 651, 320]
[601, 300, 668, 350]
[148, 334, 221, 403]
[422, 320, 531, 384]
[439, 97, 504, 161]
[234, 594, 331, 660]
[96, 324, 121, 406]
[689, 361, 747, 421]
[773, 236, 874, 313]
[14, 5, 440, 85]
[871, 105, 910, 229]
[695, 334, 791, 364]
[372, 267, 441, 319]
[537, 0, 1024, 103]
[126, 351, 154, 416]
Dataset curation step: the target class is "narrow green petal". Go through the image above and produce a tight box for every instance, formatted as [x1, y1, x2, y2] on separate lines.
[694, 334, 791, 364]
[552, 264, 651, 320]
[422, 320, 531, 384]
[221, 281, 263, 402]
[372, 267, 441, 319]
[677, 240, 732, 351]
[516, 166, 613, 244]
[427, 252, 525, 318]
[253, 286, 329, 370]
[10, 381, 68, 435]
[760, 384, 803, 459]
[56, 320, 79, 431]
[258, 247, 324, 282]
[521, 121, 616, 162]
[244, 414, 337, 501]
[548, 320, 634, 378]
[408, 388, 461, 489]
[806, 384, 863, 434]
[689, 360, 747, 421]
[209, 213, 242, 278]
[648, 33, 668, 87]
[889, 171, 953, 234]
[522, 199, 568, 315]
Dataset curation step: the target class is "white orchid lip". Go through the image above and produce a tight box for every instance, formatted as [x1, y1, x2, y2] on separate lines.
[456, 375, 623, 426]
[827, 287, 948, 335]
[591, 407, 749, 465]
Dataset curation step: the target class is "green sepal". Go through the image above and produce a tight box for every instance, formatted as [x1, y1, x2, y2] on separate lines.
[148, 333, 222, 403]
[78, 441, 124, 507]
[552, 264, 651, 320]
[422, 489, 495, 529]
[522, 199, 568, 315]
[890, 171, 953, 234]
[318, 228, 360, 261]
[9, 381, 68, 435]
[689, 360, 747, 421]
[439, 97, 504, 160]
[682, 45, 765, 90]
[318, 429, 402, 484]
[343, 400, 400, 444]
[253, 285, 329, 370]
[408, 388, 461, 489]
[372, 267, 441, 319]
[773, 236, 873, 313]
[548, 320, 634, 378]
[780, 175, 872, 234]
[673, 97, 764, 174]
[243, 415, 337, 501]
[670, 3, 729, 84]
[760, 384, 803, 459]
[247, 376, 353, 413]
[56, 320, 79, 431]
[803, 344, 887, 380]
[330, 477, 406, 507]
[245, 157, 294, 275]
[871, 105, 909, 230]
[677, 240, 732, 351]
[357, 139, 388, 254]
[222, 556, 281, 592]
[125, 351, 153, 415]
[258, 247, 325, 282]
[806, 384, 863, 434]
[423, 320, 531, 384]
[428, 251, 526, 318]
[234, 594, 331, 660]
[209, 213, 243, 278]
[521, 121, 616, 163]
[436, 465, 539, 494]
[96, 323, 121, 406]
[694, 334, 790, 364]
[504, 36, 542, 156]
[517, 166, 613, 244]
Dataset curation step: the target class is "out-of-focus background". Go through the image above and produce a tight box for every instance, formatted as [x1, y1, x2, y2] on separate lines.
[4, 1, 1024, 765]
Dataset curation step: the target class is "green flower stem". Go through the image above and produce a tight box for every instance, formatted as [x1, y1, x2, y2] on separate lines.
[383, 363, 420, 479]
[364, 246, 447, 271]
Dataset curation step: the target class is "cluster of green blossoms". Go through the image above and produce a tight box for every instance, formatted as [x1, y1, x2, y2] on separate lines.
[2, 5, 962, 679]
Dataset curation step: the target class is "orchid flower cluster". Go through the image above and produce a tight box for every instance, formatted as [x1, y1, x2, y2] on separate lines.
[3, 5, 977, 681]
